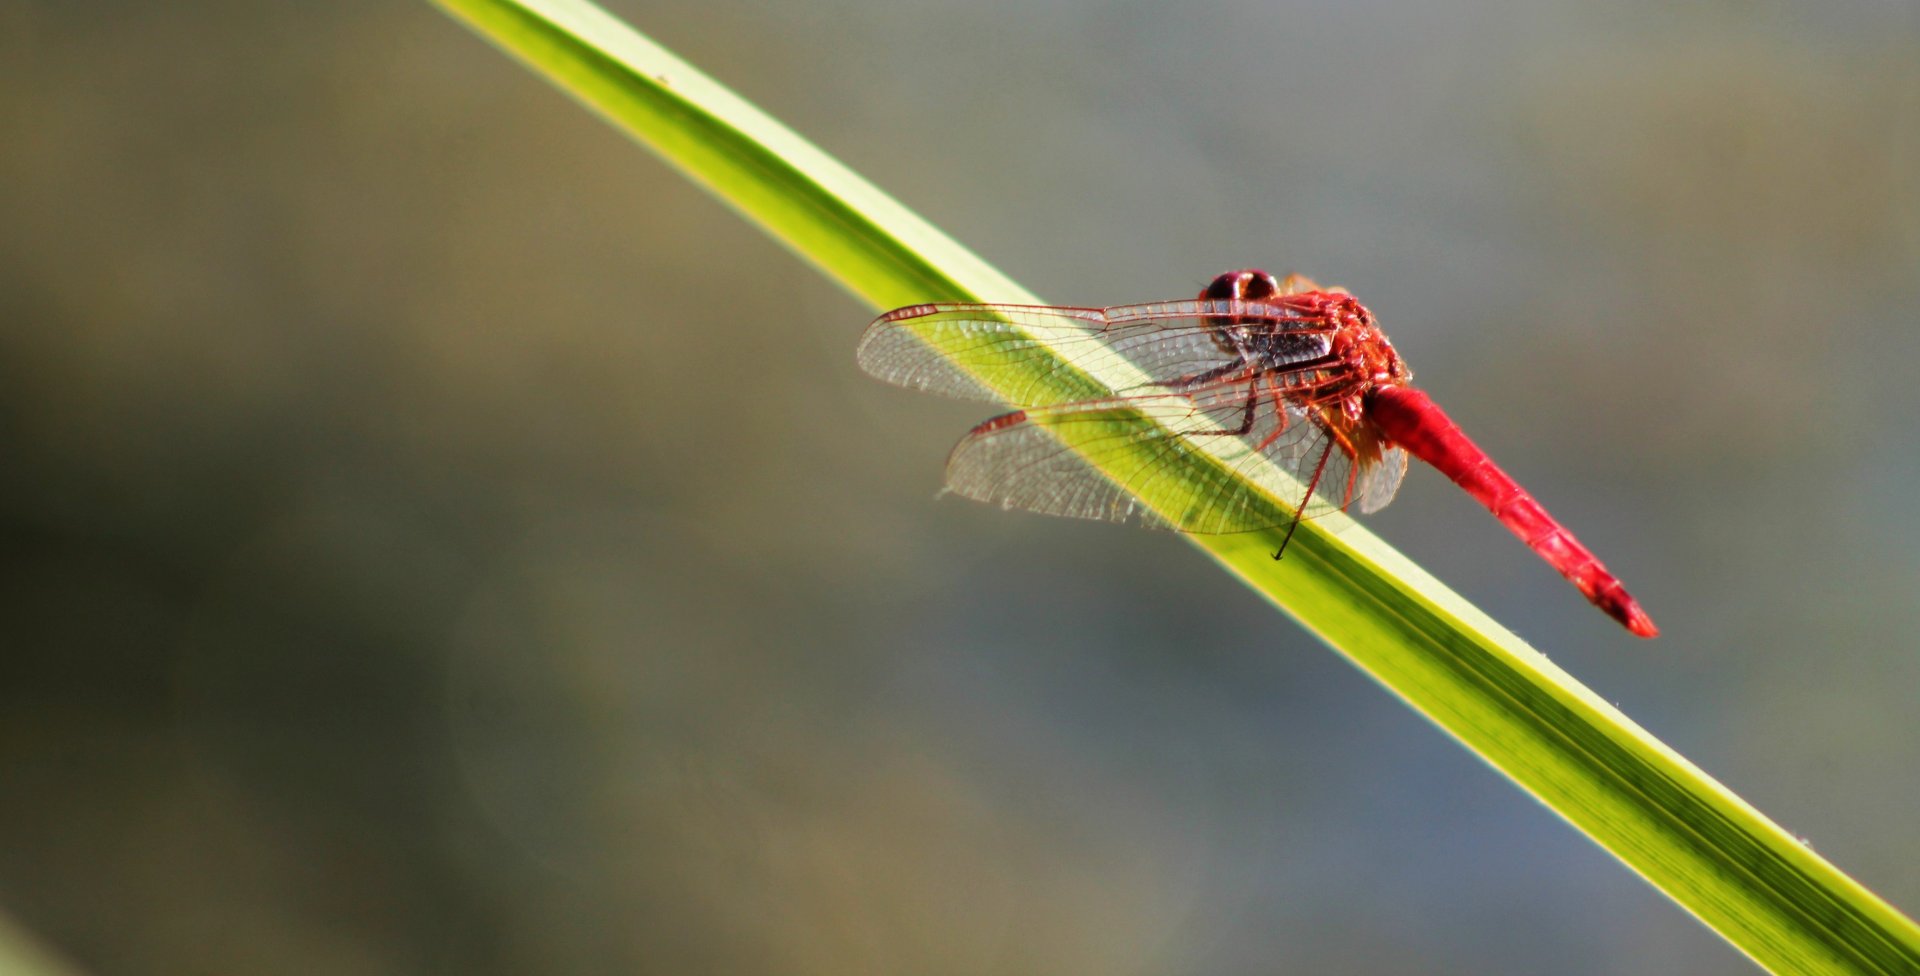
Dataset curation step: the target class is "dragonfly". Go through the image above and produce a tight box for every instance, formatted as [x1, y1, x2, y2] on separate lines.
[857, 269, 1657, 638]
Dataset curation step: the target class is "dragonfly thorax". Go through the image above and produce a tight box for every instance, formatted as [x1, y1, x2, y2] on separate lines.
[1319, 293, 1410, 389]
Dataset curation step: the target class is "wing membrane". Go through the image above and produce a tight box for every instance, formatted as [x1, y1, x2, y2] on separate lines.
[944, 383, 1405, 534]
[856, 300, 1328, 406]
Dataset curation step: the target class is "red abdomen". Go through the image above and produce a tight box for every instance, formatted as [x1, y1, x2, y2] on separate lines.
[1367, 385, 1658, 638]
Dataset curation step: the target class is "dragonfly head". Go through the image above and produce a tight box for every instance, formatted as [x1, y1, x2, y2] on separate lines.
[1201, 269, 1409, 384]
[1200, 268, 1284, 306]
[1199, 269, 1288, 357]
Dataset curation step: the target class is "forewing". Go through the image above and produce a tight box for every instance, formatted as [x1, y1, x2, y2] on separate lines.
[856, 300, 1322, 406]
[943, 383, 1399, 534]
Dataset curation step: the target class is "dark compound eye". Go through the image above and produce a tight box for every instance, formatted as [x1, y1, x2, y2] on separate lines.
[1238, 270, 1280, 300]
[1201, 269, 1281, 302]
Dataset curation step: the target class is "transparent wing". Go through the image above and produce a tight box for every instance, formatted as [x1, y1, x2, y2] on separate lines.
[856, 300, 1329, 406]
[943, 381, 1405, 534]
[1354, 443, 1407, 515]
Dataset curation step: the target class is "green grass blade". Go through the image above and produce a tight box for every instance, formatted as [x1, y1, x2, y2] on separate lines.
[428, 1, 1920, 972]
[0, 911, 89, 976]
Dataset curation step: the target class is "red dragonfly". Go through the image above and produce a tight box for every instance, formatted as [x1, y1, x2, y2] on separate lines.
[858, 269, 1657, 638]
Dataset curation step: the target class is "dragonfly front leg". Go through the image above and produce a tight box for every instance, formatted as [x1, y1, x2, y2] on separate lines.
[1182, 384, 1260, 437]
[1155, 357, 1259, 396]
[1154, 357, 1264, 438]
[1253, 374, 1294, 453]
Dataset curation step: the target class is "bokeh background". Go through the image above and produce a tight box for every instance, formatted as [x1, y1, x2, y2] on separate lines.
[3, 0, 1918, 973]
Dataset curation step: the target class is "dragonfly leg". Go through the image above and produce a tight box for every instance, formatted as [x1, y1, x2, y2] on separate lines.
[1156, 358, 1259, 394]
[1273, 436, 1334, 561]
[1252, 375, 1293, 452]
[1185, 385, 1260, 437]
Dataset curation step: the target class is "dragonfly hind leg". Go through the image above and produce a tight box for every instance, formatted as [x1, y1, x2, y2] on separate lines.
[1272, 437, 1335, 561]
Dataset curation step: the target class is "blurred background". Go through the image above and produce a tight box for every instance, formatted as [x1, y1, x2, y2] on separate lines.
[2, 0, 1917, 972]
